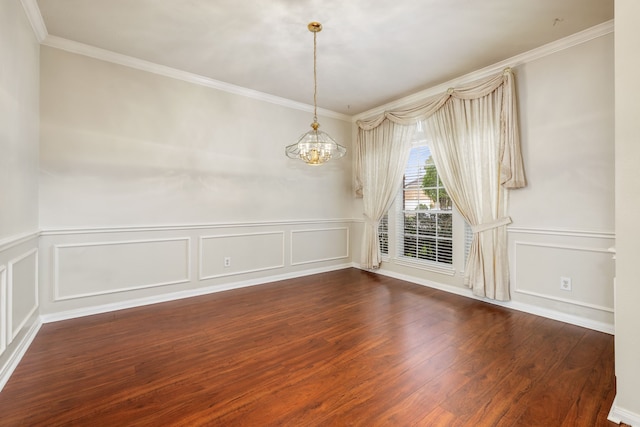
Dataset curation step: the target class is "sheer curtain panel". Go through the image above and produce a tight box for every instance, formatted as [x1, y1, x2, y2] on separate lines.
[355, 120, 414, 269]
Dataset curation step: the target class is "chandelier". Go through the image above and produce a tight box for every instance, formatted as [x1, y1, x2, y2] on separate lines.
[285, 22, 346, 165]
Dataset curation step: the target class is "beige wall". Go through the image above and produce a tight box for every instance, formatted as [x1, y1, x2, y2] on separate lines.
[37, 46, 355, 317]
[510, 33, 614, 232]
[39, 47, 353, 228]
[508, 32, 614, 330]
[613, 0, 640, 423]
[0, 0, 41, 389]
[0, 0, 40, 239]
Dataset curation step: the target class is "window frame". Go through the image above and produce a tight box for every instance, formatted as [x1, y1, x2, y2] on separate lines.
[379, 142, 467, 276]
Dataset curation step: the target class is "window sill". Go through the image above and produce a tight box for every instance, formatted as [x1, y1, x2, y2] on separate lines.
[391, 257, 456, 276]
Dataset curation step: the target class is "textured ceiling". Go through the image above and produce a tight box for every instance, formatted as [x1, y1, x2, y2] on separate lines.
[36, 0, 613, 115]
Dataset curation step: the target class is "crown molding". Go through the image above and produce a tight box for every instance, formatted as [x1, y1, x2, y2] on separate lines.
[41, 35, 351, 122]
[19, 0, 47, 42]
[352, 19, 614, 122]
[20, 0, 613, 126]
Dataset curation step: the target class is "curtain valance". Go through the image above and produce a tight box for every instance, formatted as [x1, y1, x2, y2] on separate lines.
[356, 69, 509, 127]
[356, 68, 526, 190]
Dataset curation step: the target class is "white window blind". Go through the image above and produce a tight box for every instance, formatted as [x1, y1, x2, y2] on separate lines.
[379, 214, 389, 255]
[397, 145, 453, 265]
[464, 221, 472, 267]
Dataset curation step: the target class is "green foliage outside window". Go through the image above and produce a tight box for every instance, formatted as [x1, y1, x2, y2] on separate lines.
[421, 156, 452, 210]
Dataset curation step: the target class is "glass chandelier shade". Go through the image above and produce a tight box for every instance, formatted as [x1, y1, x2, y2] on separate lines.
[285, 22, 346, 166]
[287, 121, 347, 165]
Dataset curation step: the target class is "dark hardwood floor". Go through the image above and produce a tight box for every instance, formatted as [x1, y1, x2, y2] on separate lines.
[0, 268, 617, 426]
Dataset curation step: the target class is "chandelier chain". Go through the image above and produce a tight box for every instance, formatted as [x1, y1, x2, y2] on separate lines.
[284, 21, 346, 165]
[313, 29, 318, 123]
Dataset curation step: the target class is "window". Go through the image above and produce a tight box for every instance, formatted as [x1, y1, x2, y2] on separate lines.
[379, 214, 389, 255]
[398, 145, 452, 265]
[378, 144, 456, 267]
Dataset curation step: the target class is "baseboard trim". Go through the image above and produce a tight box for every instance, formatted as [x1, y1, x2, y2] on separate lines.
[40, 263, 354, 324]
[609, 396, 640, 426]
[356, 265, 614, 335]
[0, 317, 42, 392]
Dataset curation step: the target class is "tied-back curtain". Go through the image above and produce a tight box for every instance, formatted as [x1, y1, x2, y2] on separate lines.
[425, 90, 509, 300]
[355, 68, 526, 300]
[355, 120, 414, 269]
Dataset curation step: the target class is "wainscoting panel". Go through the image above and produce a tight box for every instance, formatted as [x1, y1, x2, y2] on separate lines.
[291, 228, 349, 266]
[506, 227, 615, 331]
[514, 241, 614, 312]
[7, 249, 38, 342]
[199, 232, 285, 280]
[39, 220, 353, 316]
[0, 232, 41, 392]
[54, 238, 190, 301]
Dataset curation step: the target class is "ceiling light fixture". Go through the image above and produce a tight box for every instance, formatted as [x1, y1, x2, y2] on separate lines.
[285, 22, 346, 166]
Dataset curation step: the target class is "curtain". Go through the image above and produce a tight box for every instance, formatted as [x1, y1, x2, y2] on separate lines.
[355, 120, 414, 269]
[424, 90, 508, 300]
[355, 68, 525, 300]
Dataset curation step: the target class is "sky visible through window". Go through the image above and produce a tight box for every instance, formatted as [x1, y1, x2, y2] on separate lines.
[407, 145, 430, 169]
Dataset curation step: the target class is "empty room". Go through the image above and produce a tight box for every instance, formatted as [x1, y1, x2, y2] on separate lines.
[1, 0, 639, 425]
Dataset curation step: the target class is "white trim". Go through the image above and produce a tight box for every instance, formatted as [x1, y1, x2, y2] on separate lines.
[0, 318, 41, 393]
[508, 226, 615, 239]
[360, 265, 614, 334]
[198, 232, 285, 280]
[53, 238, 191, 301]
[353, 20, 614, 122]
[39, 218, 356, 236]
[18, 0, 47, 42]
[515, 241, 614, 254]
[608, 397, 640, 426]
[40, 263, 353, 324]
[513, 241, 614, 313]
[514, 289, 614, 313]
[0, 231, 40, 253]
[0, 266, 6, 355]
[52, 236, 191, 249]
[41, 35, 350, 122]
[500, 298, 613, 335]
[290, 227, 350, 266]
[7, 249, 39, 342]
[390, 257, 456, 277]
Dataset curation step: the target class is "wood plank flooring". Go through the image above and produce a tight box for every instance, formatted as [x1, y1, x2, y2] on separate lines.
[0, 268, 617, 426]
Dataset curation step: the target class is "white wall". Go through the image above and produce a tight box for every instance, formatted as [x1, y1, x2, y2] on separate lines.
[612, 1, 640, 424]
[38, 46, 355, 317]
[0, 0, 41, 389]
[354, 31, 615, 333]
